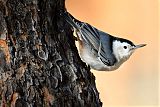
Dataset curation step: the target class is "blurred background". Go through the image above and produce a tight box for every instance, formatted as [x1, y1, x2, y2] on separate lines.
[66, 0, 159, 107]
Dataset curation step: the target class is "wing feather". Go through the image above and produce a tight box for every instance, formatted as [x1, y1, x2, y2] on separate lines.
[62, 12, 117, 66]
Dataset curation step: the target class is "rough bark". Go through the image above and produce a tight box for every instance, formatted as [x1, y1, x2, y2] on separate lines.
[0, 0, 102, 107]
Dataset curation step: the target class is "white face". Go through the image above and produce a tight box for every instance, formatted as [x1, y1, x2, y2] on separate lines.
[112, 40, 135, 61]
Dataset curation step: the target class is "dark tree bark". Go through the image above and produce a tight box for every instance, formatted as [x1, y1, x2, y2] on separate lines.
[0, 0, 102, 107]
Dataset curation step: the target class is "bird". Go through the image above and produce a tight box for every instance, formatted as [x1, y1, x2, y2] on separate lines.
[61, 11, 146, 71]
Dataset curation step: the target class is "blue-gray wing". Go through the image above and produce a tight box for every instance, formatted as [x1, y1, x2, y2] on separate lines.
[62, 11, 99, 49]
[78, 24, 117, 66]
[79, 23, 100, 51]
[98, 31, 117, 66]
[62, 11, 117, 66]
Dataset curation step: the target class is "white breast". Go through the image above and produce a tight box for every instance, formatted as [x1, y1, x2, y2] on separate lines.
[79, 46, 125, 71]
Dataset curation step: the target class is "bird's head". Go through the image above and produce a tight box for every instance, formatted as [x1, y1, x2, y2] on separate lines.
[112, 38, 146, 62]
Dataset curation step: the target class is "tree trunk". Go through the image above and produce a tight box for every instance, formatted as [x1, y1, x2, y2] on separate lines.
[0, 0, 102, 107]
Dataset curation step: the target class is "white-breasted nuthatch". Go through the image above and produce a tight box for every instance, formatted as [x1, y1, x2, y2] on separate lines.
[61, 11, 146, 71]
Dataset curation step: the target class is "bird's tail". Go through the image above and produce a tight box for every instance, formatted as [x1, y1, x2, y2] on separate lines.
[60, 11, 82, 30]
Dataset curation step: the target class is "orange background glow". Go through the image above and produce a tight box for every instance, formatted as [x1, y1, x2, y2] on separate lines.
[66, 0, 159, 107]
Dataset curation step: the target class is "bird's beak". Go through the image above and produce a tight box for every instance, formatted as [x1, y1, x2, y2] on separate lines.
[134, 44, 147, 49]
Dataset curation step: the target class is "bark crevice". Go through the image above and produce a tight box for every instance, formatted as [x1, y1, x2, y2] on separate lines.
[0, 0, 102, 107]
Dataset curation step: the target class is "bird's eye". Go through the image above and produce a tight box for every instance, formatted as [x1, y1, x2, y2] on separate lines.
[123, 46, 127, 49]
